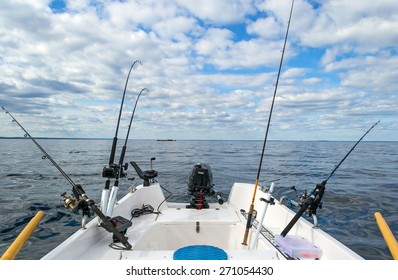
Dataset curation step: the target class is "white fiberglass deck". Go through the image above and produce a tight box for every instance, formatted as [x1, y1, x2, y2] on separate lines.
[42, 183, 363, 260]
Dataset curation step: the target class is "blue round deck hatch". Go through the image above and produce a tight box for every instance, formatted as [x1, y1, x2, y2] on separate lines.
[173, 245, 228, 260]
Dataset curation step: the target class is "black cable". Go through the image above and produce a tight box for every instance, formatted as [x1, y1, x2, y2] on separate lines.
[130, 204, 160, 220]
[157, 184, 172, 213]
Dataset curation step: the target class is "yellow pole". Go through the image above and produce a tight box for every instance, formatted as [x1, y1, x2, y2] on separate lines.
[374, 212, 398, 260]
[1, 210, 44, 260]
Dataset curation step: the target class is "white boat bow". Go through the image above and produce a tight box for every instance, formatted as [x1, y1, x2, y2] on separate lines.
[42, 180, 363, 260]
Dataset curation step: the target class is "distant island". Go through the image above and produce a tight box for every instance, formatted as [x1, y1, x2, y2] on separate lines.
[156, 139, 176, 141]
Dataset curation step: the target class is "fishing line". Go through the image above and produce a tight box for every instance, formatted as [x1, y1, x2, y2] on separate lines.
[117, 87, 149, 176]
[324, 120, 380, 183]
[101, 60, 142, 214]
[108, 60, 142, 166]
[242, 0, 295, 246]
[2, 106, 77, 188]
[280, 120, 380, 237]
[2, 106, 132, 249]
[106, 88, 148, 217]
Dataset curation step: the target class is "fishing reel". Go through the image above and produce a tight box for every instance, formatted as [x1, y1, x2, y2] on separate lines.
[281, 182, 326, 232]
[102, 163, 128, 179]
[60, 184, 91, 218]
[291, 186, 308, 201]
[61, 192, 90, 215]
[280, 186, 303, 208]
[61, 191, 80, 211]
[281, 185, 323, 216]
[307, 181, 326, 216]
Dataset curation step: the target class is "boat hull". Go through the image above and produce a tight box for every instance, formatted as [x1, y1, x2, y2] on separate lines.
[42, 182, 363, 260]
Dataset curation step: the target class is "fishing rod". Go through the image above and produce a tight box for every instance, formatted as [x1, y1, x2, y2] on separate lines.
[101, 60, 142, 213]
[106, 87, 149, 217]
[242, 0, 295, 246]
[324, 121, 380, 183]
[2, 106, 132, 250]
[281, 120, 380, 237]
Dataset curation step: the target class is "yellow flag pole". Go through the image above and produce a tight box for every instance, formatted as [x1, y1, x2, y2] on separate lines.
[1, 210, 44, 260]
[374, 212, 398, 260]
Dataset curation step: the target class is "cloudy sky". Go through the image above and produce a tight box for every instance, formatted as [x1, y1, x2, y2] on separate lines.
[1, 0, 397, 141]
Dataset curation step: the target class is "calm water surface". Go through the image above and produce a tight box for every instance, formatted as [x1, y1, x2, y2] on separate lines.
[0, 139, 397, 259]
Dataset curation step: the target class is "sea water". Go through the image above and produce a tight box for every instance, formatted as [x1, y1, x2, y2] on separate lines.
[0, 139, 397, 259]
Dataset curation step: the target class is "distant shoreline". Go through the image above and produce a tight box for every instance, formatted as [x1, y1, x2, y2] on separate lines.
[0, 137, 394, 142]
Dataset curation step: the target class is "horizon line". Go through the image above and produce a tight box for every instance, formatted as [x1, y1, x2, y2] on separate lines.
[0, 136, 395, 142]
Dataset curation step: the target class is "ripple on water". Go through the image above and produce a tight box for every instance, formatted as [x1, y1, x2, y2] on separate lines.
[352, 244, 393, 260]
[1, 139, 397, 259]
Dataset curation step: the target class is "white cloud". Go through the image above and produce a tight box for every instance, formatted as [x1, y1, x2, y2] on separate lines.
[176, 0, 255, 24]
[302, 77, 322, 85]
[195, 27, 294, 69]
[152, 16, 200, 39]
[340, 54, 398, 94]
[0, 0, 397, 141]
[299, 0, 398, 50]
[247, 17, 281, 39]
[106, 0, 181, 29]
[195, 28, 234, 57]
[64, 0, 91, 11]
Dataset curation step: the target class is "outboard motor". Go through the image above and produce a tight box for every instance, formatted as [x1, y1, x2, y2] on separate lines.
[187, 163, 223, 209]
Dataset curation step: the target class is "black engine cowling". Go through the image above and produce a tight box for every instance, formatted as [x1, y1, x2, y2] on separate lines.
[187, 163, 223, 209]
[188, 163, 214, 194]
